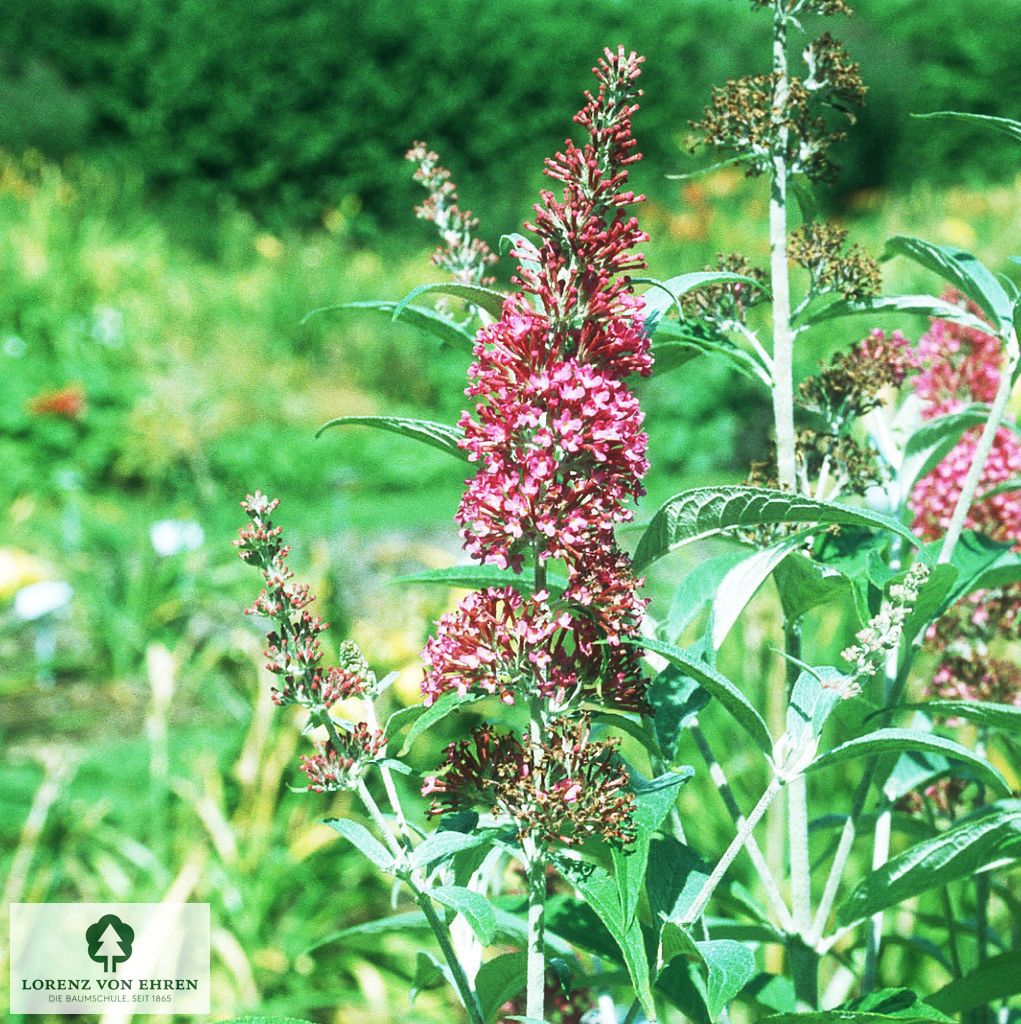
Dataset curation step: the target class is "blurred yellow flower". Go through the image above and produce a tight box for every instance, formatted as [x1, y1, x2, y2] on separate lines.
[937, 216, 977, 249]
[0, 548, 50, 601]
[254, 233, 284, 260]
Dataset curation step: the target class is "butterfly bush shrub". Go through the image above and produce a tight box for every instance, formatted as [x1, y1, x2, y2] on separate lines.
[234, 5, 1020, 1022]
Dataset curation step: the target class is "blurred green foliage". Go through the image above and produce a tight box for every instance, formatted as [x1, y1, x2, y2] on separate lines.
[2, 0, 1021, 234]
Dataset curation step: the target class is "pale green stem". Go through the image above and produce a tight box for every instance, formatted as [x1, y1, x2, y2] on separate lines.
[769, 8, 797, 492]
[938, 329, 1019, 565]
[356, 778, 486, 1024]
[692, 724, 794, 931]
[784, 621, 812, 937]
[525, 845, 547, 1022]
[923, 798, 963, 981]
[680, 776, 784, 926]
[810, 639, 922, 945]
[526, 550, 549, 1023]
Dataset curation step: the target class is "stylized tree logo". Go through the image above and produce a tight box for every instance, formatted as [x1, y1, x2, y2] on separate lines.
[85, 914, 134, 973]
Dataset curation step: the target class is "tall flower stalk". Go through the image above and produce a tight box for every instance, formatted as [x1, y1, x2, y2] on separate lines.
[419, 47, 652, 1020]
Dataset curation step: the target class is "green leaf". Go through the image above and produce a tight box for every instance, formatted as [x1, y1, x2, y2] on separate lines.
[398, 691, 482, 756]
[314, 415, 467, 459]
[638, 636, 772, 755]
[632, 768, 695, 831]
[636, 272, 769, 323]
[785, 668, 845, 753]
[302, 911, 429, 953]
[913, 110, 1021, 144]
[649, 664, 711, 762]
[301, 299, 475, 348]
[928, 949, 1021, 1014]
[900, 405, 999, 492]
[411, 830, 491, 870]
[393, 281, 507, 320]
[560, 859, 656, 1020]
[666, 550, 747, 640]
[475, 952, 528, 1024]
[696, 939, 757, 1020]
[837, 800, 1021, 926]
[893, 699, 1021, 734]
[322, 818, 394, 871]
[884, 236, 1012, 330]
[844, 988, 953, 1021]
[649, 319, 772, 386]
[431, 885, 497, 945]
[807, 729, 1009, 795]
[802, 293, 993, 334]
[897, 562, 959, 644]
[634, 486, 920, 571]
[648, 835, 711, 924]
[943, 531, 1021, 598]
[411, 951, 448, 1000]
[711, 539, 805, 649]
[396, 564, 568, 595]
[773, 550, 852, 621]
[745, 973, 797, 1013]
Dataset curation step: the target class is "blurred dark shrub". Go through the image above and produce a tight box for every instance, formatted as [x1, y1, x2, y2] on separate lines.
[0, 0, 1016, 231]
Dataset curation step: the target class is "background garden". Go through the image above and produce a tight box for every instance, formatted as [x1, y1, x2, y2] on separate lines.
[1, 1, 1020, 1021]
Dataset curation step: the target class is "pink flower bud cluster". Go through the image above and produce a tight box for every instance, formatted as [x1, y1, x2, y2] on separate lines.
[906, 293, 1021, 712]
[421, 49, 652, 843]
[300, 723, 388, 794]
[236, 492, 385, 790]
[424, 48, 651, 718]
[422, 718, 636, 847]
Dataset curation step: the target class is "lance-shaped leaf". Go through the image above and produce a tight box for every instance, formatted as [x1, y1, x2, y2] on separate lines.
[913, 110, 1021, 145]
[633, 486, 920, 571]
[650, 320, 771, 385]
[807, 729, 1009, 795]
[301, 299, 475, 348]
[393, 281, 507, 320]
[636, 271, 769, 323]
[802, 293, 993, 334]
[411, 830, 492, 871]
[322, 818, 394, 871]
[431, 885, 497, 945]
[475, 952, 528, 1024]
[711, 538, 806, 649]
[890, 700, 1021, 736]
[837, 801, 1021, 926]
[884, 236, 1013, 330]
[928, 950, 1021, 1014]
[396, 564, 568, 595]
[558, 858, 656, 1020]
[697, 940, 757, 1020]
[638, 636, 772, 755]
[315, 415, 467, 460]
[900, 405, 1002, 492]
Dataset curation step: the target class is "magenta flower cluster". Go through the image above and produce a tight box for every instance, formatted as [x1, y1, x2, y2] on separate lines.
[423, 47, 652, 719]
[907, 292, 1021, 711]
[422, 48, 652, 841]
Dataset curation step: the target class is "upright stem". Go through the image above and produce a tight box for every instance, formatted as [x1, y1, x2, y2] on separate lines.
[356, 778, 486, 1024]
[769, 7, 797, 492]
[938, 329, 1020, 564]
[692, 724, 794, 931]
[526, 548, 549, 1023]
[784, 621, 812, 941]
[680, 776, 783, 926]
[525, 845, 547, 1022]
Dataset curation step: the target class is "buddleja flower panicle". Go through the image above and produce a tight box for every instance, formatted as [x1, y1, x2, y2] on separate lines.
[788, 223, 880, 303]
[300, 723, 388, 793]
[423, 716, 636, 848]
[236, 492, 385, 786]
[406, 141, 497, 287]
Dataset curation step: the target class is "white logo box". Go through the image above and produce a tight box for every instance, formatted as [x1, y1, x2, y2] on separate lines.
[10, 903, 210, 1015]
